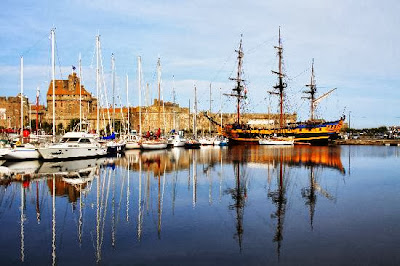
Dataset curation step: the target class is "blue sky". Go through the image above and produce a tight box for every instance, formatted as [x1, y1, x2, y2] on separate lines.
[0, 0, 399, 128]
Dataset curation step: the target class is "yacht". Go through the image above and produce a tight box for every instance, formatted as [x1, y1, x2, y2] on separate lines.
[141, 138, 168, 150]
[38, 132, 107, 160]
[168, 133, 186, 147]
[198, 137, 214, 145]
[3, 143, 41, 160]
[124, 134, 141, 149]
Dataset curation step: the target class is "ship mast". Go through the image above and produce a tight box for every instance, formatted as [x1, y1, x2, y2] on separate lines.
[269, 27, 287, 130]
[303, 59, 317, 121]
[225, 35, 245, 125]
[157, 58, 161, 130]
[302, 59, 337, 122]
[36, 87, 39, 134]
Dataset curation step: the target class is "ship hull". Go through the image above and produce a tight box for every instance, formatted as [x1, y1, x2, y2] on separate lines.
[221, 118, 344, 146]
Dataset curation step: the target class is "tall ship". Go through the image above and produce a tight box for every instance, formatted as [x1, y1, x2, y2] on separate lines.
[207, 29, 344, 146]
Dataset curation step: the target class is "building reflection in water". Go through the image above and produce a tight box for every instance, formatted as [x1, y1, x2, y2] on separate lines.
[0, 145, 345, 264]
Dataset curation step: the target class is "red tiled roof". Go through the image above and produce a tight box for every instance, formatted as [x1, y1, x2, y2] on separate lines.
[46, 74, 92, 97]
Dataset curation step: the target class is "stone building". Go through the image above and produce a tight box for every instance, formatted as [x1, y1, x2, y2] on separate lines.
[0, 94, 29, 129]
[0, 73, 297, 135]
[45, 72, 97, 130]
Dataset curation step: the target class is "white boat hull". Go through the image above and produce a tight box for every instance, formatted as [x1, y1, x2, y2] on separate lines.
[3, 148, 41, 160]
[0, 148, 11, 158]
[199, 138, 214, 145]
[38, 145, 107, 160]
[141, 141, 168, 150]
[125, 141, 141, 149]
[173, 141, 186, 147]
[259, 138, 294, 145]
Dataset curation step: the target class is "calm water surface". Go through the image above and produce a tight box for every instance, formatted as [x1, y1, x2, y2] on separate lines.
[0, 145, 399, 265]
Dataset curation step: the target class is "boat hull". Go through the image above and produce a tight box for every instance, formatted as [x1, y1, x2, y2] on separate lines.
[125, 142, 141, 149]
[38, 146, 107, 160]
[106, 143, 126, 154]
[259, 139, 294, 145]
[184, 143, 201, 149]
[3, 148, 41, 160]
[221, 118, 344, 146]
[141, 142, 168, 150]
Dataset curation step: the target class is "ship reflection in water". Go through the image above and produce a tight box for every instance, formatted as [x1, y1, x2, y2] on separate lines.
[0, 145, 399, 265]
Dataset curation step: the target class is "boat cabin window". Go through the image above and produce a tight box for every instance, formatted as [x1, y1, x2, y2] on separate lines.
[79, 138, 91, 143]
[62, 138, 80, 143]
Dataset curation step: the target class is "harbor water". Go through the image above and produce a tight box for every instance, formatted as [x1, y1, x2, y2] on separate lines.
[0, 145, 399, 265]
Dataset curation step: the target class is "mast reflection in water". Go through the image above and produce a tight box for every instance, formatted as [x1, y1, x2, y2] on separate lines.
[1, 145, 400, 265]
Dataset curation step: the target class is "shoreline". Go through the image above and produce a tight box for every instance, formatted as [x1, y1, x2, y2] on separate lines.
[335, 139, 400, 146]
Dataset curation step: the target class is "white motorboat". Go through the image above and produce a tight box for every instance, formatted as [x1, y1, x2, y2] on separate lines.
[168, 133, 186, 147]
[0, 148, 11, 159]
[38, 132, 107, 160]
[259, 136, 294, 145]
[105, 140, 126, 154]
[213, 136, 229, 146]
[198, 137, 214, 145]
[141, 138, 168, 150]
[124, 134, 141, 149]
[3, 143, 41, 160]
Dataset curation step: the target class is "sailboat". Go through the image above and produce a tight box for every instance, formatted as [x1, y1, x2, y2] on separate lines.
[205, 29, 344, 146]
[259, 33, 295, 146]
[103, 54, 126, 154]
[184, 85, 201, 149]
[38, 34, 107, 160]
[125, 56, 143, 149]
[141, 58, 168, 150]
[4, 55, 40, 160]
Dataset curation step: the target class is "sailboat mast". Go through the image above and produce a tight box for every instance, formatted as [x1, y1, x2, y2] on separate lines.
[96, 35, 100, 135]
[112, 53, 115, 132]
[51, 28, 56, 141]
[278, 29, 284, 128]
[209, 83, 212, 134]
[188, 99, 191, 134]
[36, 87, 39, 134]
[194, 85, 197, 139]
[20, 56, 23, 142]
[79, 53, 82, 131]
[303, 59, 316, 121]
[226, 35, 245, 125]
[157, 58, 161, 129]
[172, 75, 176, 130]
[146, 83, 149, 131]
[126, 74, 129, 133]
[270, 27, 287, 130]
[138, 56, 142, 136]
[220, 87, 223, 127]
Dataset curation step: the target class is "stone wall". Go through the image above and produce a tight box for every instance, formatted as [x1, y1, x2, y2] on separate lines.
[0, 94, 29, 129]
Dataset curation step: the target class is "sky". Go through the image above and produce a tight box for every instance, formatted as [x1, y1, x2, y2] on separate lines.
[0, 0, 399, 128]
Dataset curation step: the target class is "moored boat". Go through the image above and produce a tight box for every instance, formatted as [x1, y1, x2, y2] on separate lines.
[125, 134, 141, 149]
[3, 143, 41, 160]
[141, 138, 168, 150]
[259, 136, 294, 145]
[168, 133, 186, 147]
[38, 132, 107, 160]
[184, 139, 201, 149]
[206, 29, 344, 146]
